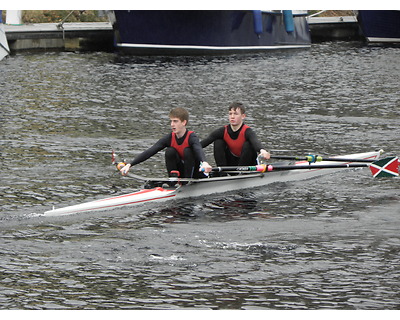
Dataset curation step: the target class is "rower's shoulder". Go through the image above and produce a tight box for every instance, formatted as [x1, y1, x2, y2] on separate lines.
[243, 125, 256, 135]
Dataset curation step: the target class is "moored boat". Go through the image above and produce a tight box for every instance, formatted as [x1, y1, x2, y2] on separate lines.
[43, 150, 385, 217]
[109, 10, 311, 55]
[0, 10, 10, 60]
[356, 10, 400, 43]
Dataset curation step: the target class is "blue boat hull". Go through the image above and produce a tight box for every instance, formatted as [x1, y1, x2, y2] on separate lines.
[112, 10, 311, 55]
[357, 10, 400, 43]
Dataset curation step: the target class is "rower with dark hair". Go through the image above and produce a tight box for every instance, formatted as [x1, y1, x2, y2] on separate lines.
[120, 107, 212, 178]
[201, 102, 270, 167]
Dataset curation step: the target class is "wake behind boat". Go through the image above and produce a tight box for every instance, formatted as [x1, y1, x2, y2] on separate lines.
[43, 149, 397, 217]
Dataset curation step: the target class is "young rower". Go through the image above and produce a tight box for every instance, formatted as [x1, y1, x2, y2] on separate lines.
[120, 107, 212, 178]
[201, 102, 270, 167]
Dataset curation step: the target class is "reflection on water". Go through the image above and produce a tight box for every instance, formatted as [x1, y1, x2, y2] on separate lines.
[0, 43, 399, 309]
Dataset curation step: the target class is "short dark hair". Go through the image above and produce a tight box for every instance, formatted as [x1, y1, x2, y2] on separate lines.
[228, 102, 246, 114]
[169, 107, 189, 123]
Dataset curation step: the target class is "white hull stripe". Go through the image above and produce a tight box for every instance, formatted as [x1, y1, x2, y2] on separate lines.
[48, 194, 176, 215]
[367, 37, 400, 43]
[117, 43, 311, 50]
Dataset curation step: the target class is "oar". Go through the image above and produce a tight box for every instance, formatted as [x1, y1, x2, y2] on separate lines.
[269, 155, 378, 163]
[210, 157, 399, 178]
[111, 150, 196, 182]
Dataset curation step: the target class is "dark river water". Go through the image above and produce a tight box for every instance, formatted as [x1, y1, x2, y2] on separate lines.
[1, 42, 399, 310]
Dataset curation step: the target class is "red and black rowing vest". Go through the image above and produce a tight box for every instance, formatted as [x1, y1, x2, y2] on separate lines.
[170, 131, 193, 159]
[223, 124, 249, 157]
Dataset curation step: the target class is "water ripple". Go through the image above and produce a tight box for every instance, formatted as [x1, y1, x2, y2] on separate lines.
[1, 44, 399, 309]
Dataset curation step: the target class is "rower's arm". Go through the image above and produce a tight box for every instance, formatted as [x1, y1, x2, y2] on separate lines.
[130, 135, 170, 166]
[190, 132, 208, 162]
[200, 127, 225, 148]
[120, 135, 170, 176]
[246, 128, 270, 159]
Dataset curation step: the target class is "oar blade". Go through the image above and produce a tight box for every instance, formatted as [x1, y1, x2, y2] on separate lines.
[369, 157, 399, 178]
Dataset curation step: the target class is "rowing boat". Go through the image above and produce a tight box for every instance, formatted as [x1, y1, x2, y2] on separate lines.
[43, 150, 387, 217]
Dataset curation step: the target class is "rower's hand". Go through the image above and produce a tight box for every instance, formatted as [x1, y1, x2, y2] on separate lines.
[200, 161, 212, 173]
[120, 163, 131, 176]
[259, 149, 271, 160]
